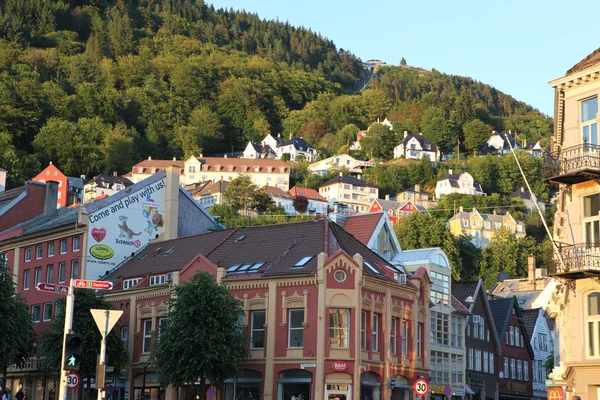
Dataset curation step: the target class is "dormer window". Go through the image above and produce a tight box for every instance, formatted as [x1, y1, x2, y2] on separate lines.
[216, 165, 222, 172]
[254, 166, 260, 172]
[151, 168, 156, 173]
[203, 165, 208, 171]
[267, 167, 273, 173]
[138, 168, 144, 173]
[228, 165, 234, 172]
[242, 166, 248, 172]
[279, 167, 285, 173]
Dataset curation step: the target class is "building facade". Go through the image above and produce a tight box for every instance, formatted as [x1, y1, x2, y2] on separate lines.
[448, 207, 526, 248]
[522, 308, 552, 400]
[308, 154, 372, 177]
[544, 47, 600, 400]
[319, 174, 379, 213]
[368, 199, 427, 225]
[393, 132, 439, 162]
[395, 185, 434, 209]
[288, 187, 329, 215]
[83, 172, 134, 203]
[435, 171, 485, 200]
[32, 162, 71, 208]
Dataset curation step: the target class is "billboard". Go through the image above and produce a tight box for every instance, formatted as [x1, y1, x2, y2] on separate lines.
[87, 178, 167, 269]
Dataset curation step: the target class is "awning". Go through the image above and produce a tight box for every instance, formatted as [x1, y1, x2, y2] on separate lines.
[466, 386, 476, 395]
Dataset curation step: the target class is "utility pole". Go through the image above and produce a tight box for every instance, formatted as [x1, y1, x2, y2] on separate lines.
[59, 281, 75, 400]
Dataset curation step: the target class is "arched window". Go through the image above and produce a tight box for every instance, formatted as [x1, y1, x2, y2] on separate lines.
[254, 166, 260, 172]
[587, 292, 600, 357]
[279, 167, 285, 173]
[216, 165, 222, 172]
[267, 167, 273, 173]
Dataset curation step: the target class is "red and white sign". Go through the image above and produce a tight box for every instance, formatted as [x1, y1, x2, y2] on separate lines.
[332, 361, 347, 371]
[36, 283, 69, 294]
[74, 279, 113, 290]
[413, 378, 429, 396]
[66, 372, 81, 389]
[548, 388, 565, 400]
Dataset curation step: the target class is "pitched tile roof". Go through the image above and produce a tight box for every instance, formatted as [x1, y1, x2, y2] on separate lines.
[262, 185, 291, 199]
[567, 47, 600, 74]
[197, 180, 229, 196]
[509, 188, 532, 200]
[489, 297, 515, 340]
[452, 295, 471, 314]
[521, 308, 540, 339]
[195, 157, 289, 173]
[281, 136, 315, 150]
[289, 186, 326, 202]
[320, 175, 378, 188]
[452, 281, 480, 307]
[0, 186, 25, 211]
[132, 159, 185, 173]
[340, 213, 382, 245]
[89, 173, 134, 188]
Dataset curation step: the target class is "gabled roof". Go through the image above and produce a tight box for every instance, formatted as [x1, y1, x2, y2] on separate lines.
[452, 281, 480, 306]
[438, 172, 484, 193]
[281, 136, 315, 150]
[399, 133, 438, 152]
[521, 308, 540, 339]
[198, 180, 229, 196]
[452, 295, 470, 314]
[374, 199, 403, 212]
[89, 173, 134, 188]
[567, 47, 600, 74]
[486, 131, 517, 151]
[195, 157, 288, 172]
[509, 188, 532, 200]
[132, 159, 185, 171]
[0, 186, 25, 211]
[489, 297, 514, 340]
[320, 175, 378, 189]
[0, 206, 79, 240]
[263, 185, 291, 199]
[288, 186, 327, 202]
[340, 213, 383, 245]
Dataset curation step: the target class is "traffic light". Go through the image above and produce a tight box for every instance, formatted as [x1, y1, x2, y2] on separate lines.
[64, 333, 82, 371]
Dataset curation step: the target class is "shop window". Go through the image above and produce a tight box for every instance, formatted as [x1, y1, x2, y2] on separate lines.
[360, 372, 381, 400]
[225, 369, 262, 400]
[278, 370, 312, 400]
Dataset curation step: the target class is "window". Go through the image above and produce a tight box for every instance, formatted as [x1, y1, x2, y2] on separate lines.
[524, 360, 529, 381]
[489, 353, 495, 374]
[582, 96, 598, 146]
[510, 358, 516, 379]
[479, 319, 485, 340]
[361, 312, 367, 350]
[517, 359, 523, 380]
[288, 309, 304, 348]
[123, 278, 141, 289]
[483, 352, 489, 373]
[475, 350, 481, 371]
[60, 239, 67, 254]
[23, 269, 30, 290]
[25, 248, 31, 262]
[34, 266, 42, 286]
[450, 316, 463, 348]
[417, 323, 423, 359]
[142, 319, 152, 353]
[329, 309, 350, 348]
[47, 264, 54, 284]
[36, 245, 43, 259]
[150, 275, 166, 286]
[121, 327, 129, 349]
[48, 243, 55, 257]
[583, 194, 600, 246]
[57, 192, 61, 199]
[251, 311, 266, 349]
[401, 319, 408, 356]
[587, 292, 600, 356]
[520, 333, 524, 348]
[371, 314, 379, 352]
[73, 237, 80, 252]
[468, 348, 473, 369]
[158, 317, 167, 342]
[431, 311, 449, 345]
[43, 303, 53, 321]
[58, 262, 66, 283]
[71, 259, 79, 279]
[188, 166, 196, 173]
[31, 305, 41, 322]
[503, 357, 509, 378]
[509, 326, 515, 346]
[430, 271, 450, 305]
[390, 317, 397, 355]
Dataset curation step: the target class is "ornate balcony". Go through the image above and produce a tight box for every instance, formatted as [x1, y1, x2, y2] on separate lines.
[543, 143, 600, 185]
[549, 242, 600, 279]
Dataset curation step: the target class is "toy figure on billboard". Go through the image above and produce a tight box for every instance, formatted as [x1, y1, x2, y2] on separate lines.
[118, 216, 142, 239]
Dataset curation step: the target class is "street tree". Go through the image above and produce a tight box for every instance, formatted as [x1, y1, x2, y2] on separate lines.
[0, 258, 36, 387]
[153, 272, 249, 399]
[39, 289, 127, 400]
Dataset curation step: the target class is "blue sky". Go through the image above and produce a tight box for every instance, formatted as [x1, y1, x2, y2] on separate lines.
[209, 0, 600, 116]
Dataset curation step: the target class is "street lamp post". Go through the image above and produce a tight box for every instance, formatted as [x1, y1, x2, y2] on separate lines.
[140, 363, 148, 400]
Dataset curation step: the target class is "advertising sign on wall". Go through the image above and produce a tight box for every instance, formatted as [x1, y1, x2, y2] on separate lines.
[87, 178, 167, 268]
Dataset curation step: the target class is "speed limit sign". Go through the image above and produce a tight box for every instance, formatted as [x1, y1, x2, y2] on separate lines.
[413, 378, 429, 396]
[67, 372, 81, 389]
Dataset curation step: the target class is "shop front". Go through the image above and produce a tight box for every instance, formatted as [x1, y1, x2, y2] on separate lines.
[389, 376, 411, 400]
[277, 369, 312, 400]
[224, 369, 262, 400]
[134, 373, 165, 400]
[359, 372, 381, 400]
[324, 372, 352, 400]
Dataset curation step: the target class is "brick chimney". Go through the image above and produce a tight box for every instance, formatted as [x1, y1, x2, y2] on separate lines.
[415, 184, 421, 192]
[404, 131, 408, 139]
[385, 194, 390, 200]
[528, 255, 536, 289]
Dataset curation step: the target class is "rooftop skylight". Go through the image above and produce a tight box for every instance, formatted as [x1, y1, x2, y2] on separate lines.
[363, 261, 381, 274]
[293, 255, 314, 268]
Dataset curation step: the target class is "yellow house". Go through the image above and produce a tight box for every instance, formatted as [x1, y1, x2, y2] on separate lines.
[447, 207, 526, 248]
[545, 47, 600, 400]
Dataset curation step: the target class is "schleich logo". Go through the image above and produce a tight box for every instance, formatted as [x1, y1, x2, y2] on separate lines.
[332, 361, 347, 371]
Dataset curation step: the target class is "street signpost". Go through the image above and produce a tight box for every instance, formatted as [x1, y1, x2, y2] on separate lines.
[91, 309, 123, 400]
[414, 378, 429, 397]
[74, 279, 113, 290]
[390, 379, 396, 388]
[443, 386, 453, 397]
[66, 372, 81, 389]
[36, 283, 69, 294]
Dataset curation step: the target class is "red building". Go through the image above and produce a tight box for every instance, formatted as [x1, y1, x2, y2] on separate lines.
[32, 162, 70, 208]
[102, 219, 431, 400]
[368, 199, 427, 225]
[489, 297, 534, 400]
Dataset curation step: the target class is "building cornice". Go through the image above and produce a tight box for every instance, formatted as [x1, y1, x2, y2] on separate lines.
[549, 66, 600, 90]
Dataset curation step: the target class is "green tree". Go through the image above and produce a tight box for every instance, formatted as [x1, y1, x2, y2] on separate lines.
[420, 106, 456, 152]
[463, 119, 490, 155]
[224, 175, 259, 213]
[360, 89, 392, 123]
[293, 196, 309, 214]
[102, 122, 139, 174]
[39, 289, 127, 400]
[478, 227, 520, 288]
[360, 123, 396, 160]
[153, 272, 249, 399]
[0, 257, 36, 386]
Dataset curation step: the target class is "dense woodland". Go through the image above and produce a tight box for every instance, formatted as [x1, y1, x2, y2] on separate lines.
[0, 0, 553, 189]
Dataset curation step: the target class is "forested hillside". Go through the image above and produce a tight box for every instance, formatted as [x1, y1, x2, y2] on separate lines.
[0, 0, 552, 189]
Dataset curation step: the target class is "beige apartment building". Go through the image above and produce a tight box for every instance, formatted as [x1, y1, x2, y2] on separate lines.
[545, 48, 600, 400]
[318, 174, 379, 213]
[130, 156, 291, 190]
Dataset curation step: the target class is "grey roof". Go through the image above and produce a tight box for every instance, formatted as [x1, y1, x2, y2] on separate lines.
[400, 133, 438, 152]
[0, 186, 25, 212]
[90, 173, 134, 188]
[0, 206, 79, 241]
[281, 136, 315, 151]
[452, 281, 480, 306]
[376, 199, 403, 211]
[509, 188, 532, 200]
[392, 247, 448, 267]
[321, 175, 378, 188]
[521, 308, 540, 339]
[489, 297, 515, 340]
[68, 177, 85, 189]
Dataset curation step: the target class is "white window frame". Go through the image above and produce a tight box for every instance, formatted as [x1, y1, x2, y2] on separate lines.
[510, 358, 516, 379]
[123, 278, 141, 289]
[483, 351, 489, 373]
[586, 292, 600, 357]
[73, 236, 80, 252]
[71, 259, 79, 279]
[517, 359, 523, 380]
[36, 245, 43, 259]
[121, 326, 129, 349]
[401, 319, 408, 356]
[489, 353, 495, 374]
[329, 309, 350, 349]
[390, 317, 397, 355]
[48, 243, 54, 257]
[475, 349, 482, 371]
[361, 311, 367, 350]
[31, 304, 41, 322]
[468, 348, 473, 370]
[142, 319, 153, 353]
[47, 264, 54, 284]
[60, 239, 67, 254]
[58, 262, 66, 283]
[503, 357, 509, 378]
[150, 275, 166, 286]
[288, 309, 304, 348]
[25, 248, 31, 262]
[417, 323, 423, 359]
[371, 314, 379, 352]
[251, 310, 266, 349]
[34, 266, 42, 286]
[43, 303, 53, 321]
[524, 360, 529, 381]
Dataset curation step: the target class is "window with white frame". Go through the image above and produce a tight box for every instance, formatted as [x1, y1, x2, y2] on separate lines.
[509, 326, 515, 346]
[142, 319, 153, 353]
[517, 359, 523, 380]
[503, 357, 509, 378]
[524, 360, 529, 381]
[43, 303, 53, 321]
[583, 194, 600, 246]
[401, 319, 408, 356]
[361, 312, 367, 350]
[329, 309, 350, 348]
[288, 309, 304, 348]
[586, 292, 600, 357]
[123, 278, 141, 289]
[489, 353, 494, 374]
[251, 311, 266, 348]
[47, 264, 54, 284]
[48, 243, 55, 257]
[58, 262, 66, 283]
[451, 316, 463, 348]
[582, 96, 598, 146]
[60, 239, 67, 254]
[36, 245, 43, 259]
[371, 314, 379, 352]
[468, 348, 473, 369]
[158, 317, 167, 342]
[475, 349, 481, 371]
[510, 358, 516, 379]
[537, 333, 548, 351]
[34, 266, 42, 286]
[431, 311, 449, 346]
[73, 237, 80, 252]
[479, 319, 485, 339]
[417, 323, 423, 359]
[150, 275, 166, 286]
[71, 259, 79, 279]
[31, 304, 41, 322]
[121, 326, 129, 349]
[483, 351, 489, 373]
[388, 317, 397, 354]
[25, 248, 31, 262]
[430, 271, 450, 305]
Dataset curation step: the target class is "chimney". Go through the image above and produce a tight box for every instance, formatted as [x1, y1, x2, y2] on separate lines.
[44, 181, 59, 216]
[528, 255, 536, 287]
[493, 209, 497, 215]
[224, 154, 227, 158]
[521, 187, 525, 193]
[459, 206, 464, 212]
[49, 161, 53, 165]
[418, 132, 423, 136]
[404, 131, 408, 139]
[448, 169, 453, 175]
[200, 153, 203, 158]
[415, 184, 421, 192]
[173, 157, 176, 161]
[148, 156, 152, 160]
[339, 172, 343, 177]
[357, 174, 362, 180]
[492, 131, 496, 135]
[113, 171, 117, 177]
[385, 194, 390, 200]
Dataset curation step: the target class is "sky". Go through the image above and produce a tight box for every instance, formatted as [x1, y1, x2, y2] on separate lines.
[208, 0, 600, 116]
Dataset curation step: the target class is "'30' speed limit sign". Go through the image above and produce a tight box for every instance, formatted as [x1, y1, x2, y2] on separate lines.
[413, 378, 429, 396]
[67, 372, 81, 389]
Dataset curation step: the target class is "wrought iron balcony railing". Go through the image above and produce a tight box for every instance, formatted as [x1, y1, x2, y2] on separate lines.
[549, 242, 600, 278]
[543, 143, 600, 184]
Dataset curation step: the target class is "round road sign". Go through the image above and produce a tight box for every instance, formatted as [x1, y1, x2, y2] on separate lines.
[413, 378, 429, 396]
[443, 386, 453, 396]
[66, 372, 81, 389]
[206, 388, 216, 400]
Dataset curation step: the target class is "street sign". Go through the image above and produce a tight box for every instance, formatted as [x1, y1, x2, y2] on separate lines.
[91, 309, 123, 338]
[443, 386, 453, 396]
[74, 279, 113, 290]
[37, 283, 69, 294]
[206, 388, 216, 400]
[545, 379, 553, 387]
[66, 372, 81, 389]
[390, 379, 396, 387]
[105, 385, 114, 396]
[548, 388, 565, 400]
[413, 378, 429, 396]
